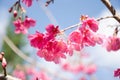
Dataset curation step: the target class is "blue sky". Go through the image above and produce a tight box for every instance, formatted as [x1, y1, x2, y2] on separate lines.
[0, 0, 120, 80]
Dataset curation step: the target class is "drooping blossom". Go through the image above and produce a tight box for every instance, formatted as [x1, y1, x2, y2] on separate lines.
[29, 24, 68, 63]
[28, 31, 44, 49]
[104, 36, 120, 51]
[84, 64, 97, 75]
[13, 17, 36, 34]
[13, 69, 26, 80]
[37, 40, 67, 64]
[81, 17, 98, 32]
[114, 68, 120, 78]
[62, 63, 85, 74]
[27, 68, 51, 80]
[68, 16, 101, 55]
[22, 0, 33, 7]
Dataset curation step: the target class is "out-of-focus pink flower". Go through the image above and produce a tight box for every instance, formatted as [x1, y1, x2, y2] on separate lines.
[22, 0, 33, 7]
[84, 64, 97, 75]
[114, 68, 120, 78]
[27, 68, 51, 80]
[105, 36, 120, 51]
[13, 70, 26, 80]
[62, 63, 85, 74]
[13, 17, 36, 34]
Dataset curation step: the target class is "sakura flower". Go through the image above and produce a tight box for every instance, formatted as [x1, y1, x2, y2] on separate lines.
[82, 17, 98, 32]
[114, 68, 120, 78]
[13, 17, 36, 34]
[27, 69, 51, 80]
[37, 40, 67, 64]
[13, 69, 26, 80]
[13, 18, 27, 34]
[105, 36, 120, 51]
[69, 30, 82, 44]
[28, 31, 44, 49]
[22, 0, 33, 7]
[84, 64, 97, 75]
[46, 24, 60, 38]
[24, 17, 36, 28]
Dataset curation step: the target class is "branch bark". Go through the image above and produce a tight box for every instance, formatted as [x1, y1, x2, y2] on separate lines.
[101, 0, 120, 23]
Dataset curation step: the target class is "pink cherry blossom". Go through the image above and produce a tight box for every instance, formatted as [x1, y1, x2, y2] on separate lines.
[13, 69, 26, 80]
[37, 40, 67, 64]
[62, 63, 85, 74]
[13, 19, 27, 34]
[29, 24, 68, 63]
[105, 36, 120, 51]
[84, 64, 97, 75]
[22, 0, 33, 7]
[114, 68, 120, 78]
[13, 17, 36, 34]
[82, 17, 98, 32]
[28, 31, 45, 49]
[27, 69, 51, 80]
[24, 17, 36, 28]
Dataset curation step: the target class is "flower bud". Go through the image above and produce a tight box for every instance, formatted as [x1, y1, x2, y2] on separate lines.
[13, 10, 17, 18]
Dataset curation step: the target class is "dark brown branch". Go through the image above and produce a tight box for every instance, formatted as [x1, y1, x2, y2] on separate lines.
[101, 0, 120, 23]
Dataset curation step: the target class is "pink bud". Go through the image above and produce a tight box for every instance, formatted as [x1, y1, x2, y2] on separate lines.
[2, 58, 7, 68]
[13, 10, 17, 18]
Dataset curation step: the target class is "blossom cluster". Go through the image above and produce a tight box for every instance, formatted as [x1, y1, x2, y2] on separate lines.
[62, 63, 97, 75]
[13, 17, 36, 34]
[13, 67, 51, 80]
[28, 17, 103, 64]
[29, 24, 68, 64]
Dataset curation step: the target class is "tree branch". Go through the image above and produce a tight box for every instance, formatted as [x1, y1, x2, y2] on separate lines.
[101, 0, 120, 23]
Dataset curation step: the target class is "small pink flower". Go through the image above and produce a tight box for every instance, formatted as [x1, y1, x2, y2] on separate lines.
[28, 31, 44, 49]
[84, 64, 97, 75]
[114, 68, 120, 78]
[24, 17, 36, 28]
[82, 17, 98, 32]
[22, 0, 33, 7]
[13, 19, 27, 34]
[13, 69, 26, 80]
[46, 24, 60, 37]
[105, 36, 120, 51]
[13, 17, 36, 34]
[69, 30, 82, 44]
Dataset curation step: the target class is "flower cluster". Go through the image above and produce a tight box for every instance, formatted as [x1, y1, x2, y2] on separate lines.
[62, 63, 97, 75]
[13, 17, 36, 34]
[29, 24, 68, 64]
[13, 67, 51, 80]
[9, 0, 36, 34]
[68, 17, 103, 55]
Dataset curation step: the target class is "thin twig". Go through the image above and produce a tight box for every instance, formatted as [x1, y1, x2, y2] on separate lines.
[101, 0, 120, 23]
[97, 16, 113, 21]
[61, 23, 81, 32]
